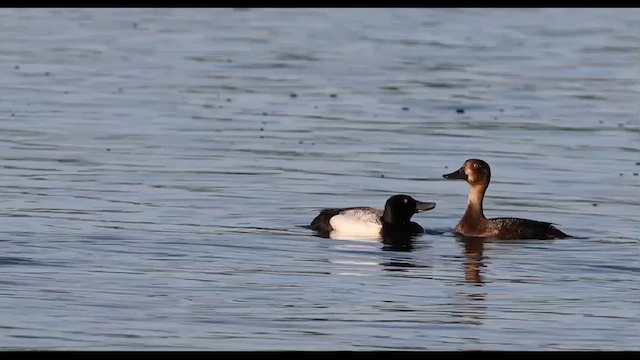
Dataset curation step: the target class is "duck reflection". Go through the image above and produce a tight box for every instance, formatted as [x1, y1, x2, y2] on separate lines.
[381, 233, 418, 252]
[453, 290, 487, 326]
[458, 237, 487, 285]
[379, 233, 432, 272]
[451, 237, 488, 326]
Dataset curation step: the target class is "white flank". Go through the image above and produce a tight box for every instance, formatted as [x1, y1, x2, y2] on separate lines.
[328, 209, 382, 239]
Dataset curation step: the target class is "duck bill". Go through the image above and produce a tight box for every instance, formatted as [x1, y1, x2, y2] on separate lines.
[443, 166, 467, 180]
[415, 201, 436, 213]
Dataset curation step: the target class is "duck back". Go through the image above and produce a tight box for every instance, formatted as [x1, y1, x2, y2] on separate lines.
[489, 217, 571, 240]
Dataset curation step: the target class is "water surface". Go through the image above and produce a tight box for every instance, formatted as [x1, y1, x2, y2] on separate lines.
[0, 8, 638, 350]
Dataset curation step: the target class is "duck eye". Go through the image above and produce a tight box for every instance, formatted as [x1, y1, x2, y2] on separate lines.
[403, 198, 408, 203]
[473, 163, 479, 169]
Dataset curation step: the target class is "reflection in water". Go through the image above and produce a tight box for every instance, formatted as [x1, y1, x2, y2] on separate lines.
[381, 233, 418, 252]
[454, 291, 487, 327]
[379, 233, 438, 274]
[459, 238, 487, 285]
[455, 238, 489, 326]
[380, 233, 423, 271]
[310, 224, 424, 252]
[379, 237, 417, 271]
[379, 259, 421, 272]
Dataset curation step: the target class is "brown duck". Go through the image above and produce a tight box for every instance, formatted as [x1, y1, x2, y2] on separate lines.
[443, 159, 570, 240]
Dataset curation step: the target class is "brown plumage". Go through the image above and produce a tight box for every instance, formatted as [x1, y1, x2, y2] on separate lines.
[443, 159, 571, 240]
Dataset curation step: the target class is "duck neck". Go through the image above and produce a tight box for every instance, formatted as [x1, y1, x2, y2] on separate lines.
[382, 212, 407, 226]
[463, 183, 487, 220]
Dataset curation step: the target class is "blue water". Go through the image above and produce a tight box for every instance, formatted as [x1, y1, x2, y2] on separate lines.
[0, 8, 638, 350]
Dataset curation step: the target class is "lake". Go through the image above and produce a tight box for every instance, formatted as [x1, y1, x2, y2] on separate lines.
[0, 8, 638, 350]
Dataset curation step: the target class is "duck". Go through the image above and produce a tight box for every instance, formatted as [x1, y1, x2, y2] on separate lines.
[310, 194, 436, 239]
[443, 159, 570, 240]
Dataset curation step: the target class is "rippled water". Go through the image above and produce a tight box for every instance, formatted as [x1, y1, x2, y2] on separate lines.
[0, 8, 638, 350]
